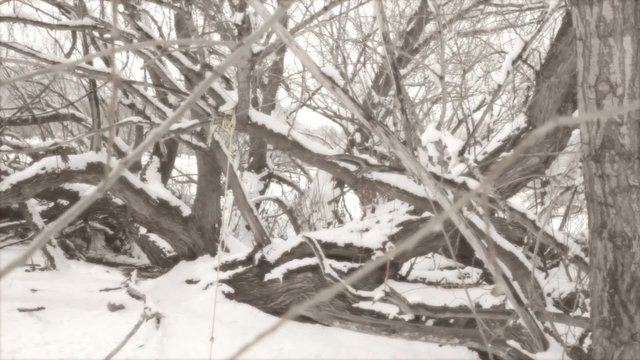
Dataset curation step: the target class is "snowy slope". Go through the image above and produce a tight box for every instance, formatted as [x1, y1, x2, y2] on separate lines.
[0, 246, 478, 359]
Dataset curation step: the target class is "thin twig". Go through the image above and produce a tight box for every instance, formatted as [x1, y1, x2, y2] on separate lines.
[229, 8, 640, 350]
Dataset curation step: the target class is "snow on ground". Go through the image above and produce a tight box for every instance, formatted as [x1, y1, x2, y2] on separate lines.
[0, 247, 142, 360]
[0, 245, 479, 360]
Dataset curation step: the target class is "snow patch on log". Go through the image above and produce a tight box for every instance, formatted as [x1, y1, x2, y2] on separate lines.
[138, 227, 177, 258]
[118, 170, 193, 217]
[262, 201, 417, 264]
[474, 113, 527, 162]
[57, 18, 96, 27]
[262, 237, 303, 263]
[320, 66, 345, 87]
[306, 200, 416, 248]
[325, 259, 362, 272]
[169, 119, 201, 131]
[0, 152, 192, 216]
[263, 256, 363, 282]
[421, 123, 464, 162]
[353, 301, 414, 321]
[211, 80, 238, 113]
[0, 151, 107, 191]
[172, 51, 200, 72]
[387, 280, 504, 309]
[248, 109, 339, 156]
[264, 257, 318, 282]
[366, 172, 429, 198]
[494, 38, 525, 85]
[403, 266, 482, 286]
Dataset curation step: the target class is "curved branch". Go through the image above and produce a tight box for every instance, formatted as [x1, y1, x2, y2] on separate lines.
[253, 195, 301, 234]
[262, 171, 304, 195]
[0, 153, 206, 258]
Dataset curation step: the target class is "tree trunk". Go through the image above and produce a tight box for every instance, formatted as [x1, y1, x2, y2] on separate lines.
[478, 13, 577, 199]
[149, 139, 179, 185]
[570, 1, 640, 358]
[174, 6, 223, 255]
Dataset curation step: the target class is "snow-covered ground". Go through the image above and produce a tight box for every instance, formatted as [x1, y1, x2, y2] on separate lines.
[0, 245, 478, 359]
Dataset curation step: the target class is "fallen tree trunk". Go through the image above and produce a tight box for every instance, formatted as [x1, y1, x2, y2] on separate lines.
[0, 154, 209, 259]
[223, 249, 533, 359]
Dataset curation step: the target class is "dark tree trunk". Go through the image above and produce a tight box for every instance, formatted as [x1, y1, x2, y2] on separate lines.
[173, 6, 223, 255]
[570, 1, 640, 358]
[479, 13, 577, 199]
[150, 139, 179, 185]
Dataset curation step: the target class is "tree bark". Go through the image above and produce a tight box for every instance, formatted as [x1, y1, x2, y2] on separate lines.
[479, 13, 577, 199]
[0, 161, 207, 259]
[570, 1, 640, 358]
[173, 5, 223, 255]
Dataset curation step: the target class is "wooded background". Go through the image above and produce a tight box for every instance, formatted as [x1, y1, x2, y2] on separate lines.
[1, 0, 638, 359]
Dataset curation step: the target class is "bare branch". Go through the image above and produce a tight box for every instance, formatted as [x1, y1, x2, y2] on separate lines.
[0, 4, 291, 279]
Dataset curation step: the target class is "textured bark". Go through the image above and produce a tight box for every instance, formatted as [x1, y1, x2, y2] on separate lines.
[0, 162, 208, 259]
[192, 149, 223, 255]
[479, 13, 577, 199]
[370, 0, 431, 98]
[174, 6, 223, 255]
[224, 252, 531, 359]
[249, 2, 289, 177]
[77, 0, 102, 152]
[570, 1, 640, 358]
[0, 2, 603, 355]
[146, 64, 179, 186]
[137, 233, 179, 268]
[36, 187, 175, 267]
